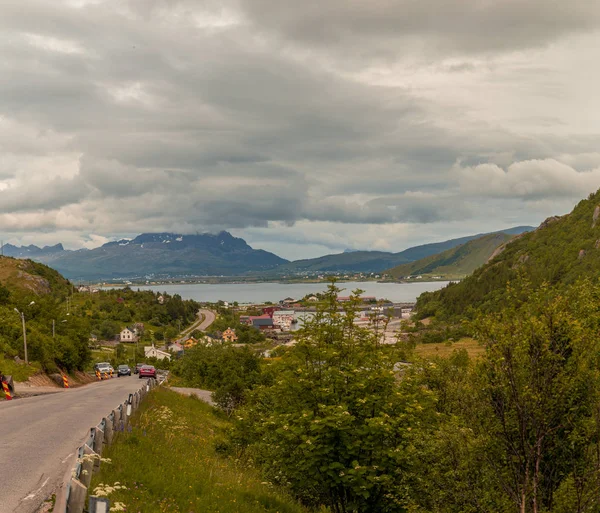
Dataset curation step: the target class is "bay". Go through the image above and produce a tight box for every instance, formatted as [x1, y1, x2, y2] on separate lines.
[134, 281, 449, 304]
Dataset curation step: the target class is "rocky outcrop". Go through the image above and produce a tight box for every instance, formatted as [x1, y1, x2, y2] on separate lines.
[593, 205, 600, 228]
[537, 216, 562, 231]
[511, 253, 530, 269]
[487, 244, 506, 262]
[487, 232, 529, 263]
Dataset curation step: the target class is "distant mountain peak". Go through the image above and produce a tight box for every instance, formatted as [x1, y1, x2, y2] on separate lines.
[5, 230, 287, 280]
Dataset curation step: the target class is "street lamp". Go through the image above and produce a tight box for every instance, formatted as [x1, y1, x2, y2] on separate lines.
[14, 301, 34, 365]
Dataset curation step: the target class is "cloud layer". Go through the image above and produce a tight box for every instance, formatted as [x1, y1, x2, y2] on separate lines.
[0, 0, 600, 258]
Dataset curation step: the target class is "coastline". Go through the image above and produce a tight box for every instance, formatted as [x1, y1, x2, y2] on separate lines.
[93, 277, 455, 288]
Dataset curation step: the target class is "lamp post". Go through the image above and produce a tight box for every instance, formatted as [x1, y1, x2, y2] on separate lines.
[14, 301, 35, 365]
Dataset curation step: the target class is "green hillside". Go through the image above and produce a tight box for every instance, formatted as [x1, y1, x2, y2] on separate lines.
[0, 256, 71, 297]
[387, 232, 513, 279]
[416, 189, 600, 319]
[272, 226, 533, 275]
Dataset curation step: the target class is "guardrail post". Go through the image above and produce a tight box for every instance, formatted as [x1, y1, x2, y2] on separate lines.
[122, 402, 129, 428]
[67, 478, 87, 513]
[112, 407, 120, 432]
[80, 444, 97, 489]
[103, 416, 114, 445]
[92, 427, 104, 472]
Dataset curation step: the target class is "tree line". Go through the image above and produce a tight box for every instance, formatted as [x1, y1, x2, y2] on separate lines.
[174, 279, 600, 512]
[0, 283, 199, 373]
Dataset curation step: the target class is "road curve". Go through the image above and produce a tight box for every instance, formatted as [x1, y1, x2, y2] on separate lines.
[197, 309, 216, 331]
[178, 309, 216, 341]
[0, 376, 148, 513]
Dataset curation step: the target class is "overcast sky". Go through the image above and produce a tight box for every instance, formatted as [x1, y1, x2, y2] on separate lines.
[1, 0, 599, 259]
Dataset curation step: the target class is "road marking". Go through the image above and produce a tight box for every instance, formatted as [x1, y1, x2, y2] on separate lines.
[61, 453, 74, 464]
[22, 477, 49, 500]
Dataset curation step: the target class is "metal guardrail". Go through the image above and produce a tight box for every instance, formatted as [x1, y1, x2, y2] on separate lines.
[55, 378, 158, 513]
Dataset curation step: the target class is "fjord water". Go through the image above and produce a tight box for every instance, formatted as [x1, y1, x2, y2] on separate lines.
[135, 281, 450, 304]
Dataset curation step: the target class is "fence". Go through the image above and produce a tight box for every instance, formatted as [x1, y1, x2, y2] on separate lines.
[53, 378, 157, 513]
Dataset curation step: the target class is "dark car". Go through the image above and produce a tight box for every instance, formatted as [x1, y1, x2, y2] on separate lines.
[133, 363, 144, 374]
[117, 365, 131, 377]
[139, 365, 156, 379]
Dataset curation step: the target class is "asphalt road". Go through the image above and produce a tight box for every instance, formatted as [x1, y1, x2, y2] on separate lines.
[0, 376, 148, 513]
[197, 309, 216, 331]
[177, 309, 216, 341]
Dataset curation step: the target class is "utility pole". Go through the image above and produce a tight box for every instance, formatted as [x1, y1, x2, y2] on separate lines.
[20, 312, 27, 364]
[14, 301, 34, 365]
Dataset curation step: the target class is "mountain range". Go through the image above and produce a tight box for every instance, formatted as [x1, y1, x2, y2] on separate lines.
[387, 232, 515, 279]
[2, 232, 287, 280]
[0, 226, 534, 281]
[275, 226, 533, 275]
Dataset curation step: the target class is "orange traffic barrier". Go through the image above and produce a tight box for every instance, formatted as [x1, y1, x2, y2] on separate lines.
[95, 370, 101, 380]
[1, 381, 12, 400]
[104, 372, 108, 380]
[110, 369, 113, 378]
[62, 374, 69, 388]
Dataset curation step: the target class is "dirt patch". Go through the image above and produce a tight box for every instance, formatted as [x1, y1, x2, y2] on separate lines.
[17, 370, 95, 389]
[72, 370, 95, 384]
[21, 373, 60, 388]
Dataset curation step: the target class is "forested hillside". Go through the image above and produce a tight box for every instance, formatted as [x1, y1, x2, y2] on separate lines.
[0, 256, 199, 374]
[387, 232, 513, 279]
[417, 189, 600, 319]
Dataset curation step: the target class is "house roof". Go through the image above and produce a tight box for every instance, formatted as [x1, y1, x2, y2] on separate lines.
[145, 347, 170, 357]
[252, 318, 274, 327]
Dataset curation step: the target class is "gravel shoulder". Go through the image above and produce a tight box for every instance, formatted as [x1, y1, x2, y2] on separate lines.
[170, 386, 214, 406]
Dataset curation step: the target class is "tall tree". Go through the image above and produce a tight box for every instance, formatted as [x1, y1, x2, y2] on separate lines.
[233, 282, 435, 512]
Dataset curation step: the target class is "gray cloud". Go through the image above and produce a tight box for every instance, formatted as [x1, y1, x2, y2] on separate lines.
[0, 0, 598, 255]
[236, 0, 600, 58]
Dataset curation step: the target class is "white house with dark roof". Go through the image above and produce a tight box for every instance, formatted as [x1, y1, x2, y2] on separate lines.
[144, 344, 171, 361]
[120, 327, 137, 342]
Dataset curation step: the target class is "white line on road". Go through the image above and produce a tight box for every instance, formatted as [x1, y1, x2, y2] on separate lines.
[22, 477, 49, 500]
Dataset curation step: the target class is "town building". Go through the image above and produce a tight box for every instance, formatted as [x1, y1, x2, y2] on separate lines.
[144, 344, 171, 361]
[184, 337, 198, 349]
[222, 327, 238, 343]
[168, 342, 184, 355]
[120, 327, 137, 342]
[272, 310, 295, 331]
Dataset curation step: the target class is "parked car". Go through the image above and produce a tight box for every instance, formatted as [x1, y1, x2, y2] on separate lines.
[139, 365, 156, 379]
[96, 362, 112, 376]
[134, 363, 144, 374]
[117, 364, 131, 377]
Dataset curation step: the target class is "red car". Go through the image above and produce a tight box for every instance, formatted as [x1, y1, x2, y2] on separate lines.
[138, 365, 157, 379]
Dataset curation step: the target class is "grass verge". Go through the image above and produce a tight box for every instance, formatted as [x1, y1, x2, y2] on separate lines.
[0, 355, 42, 381]
[90, 387, 313, 513]
[415, 337, 485, 359]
